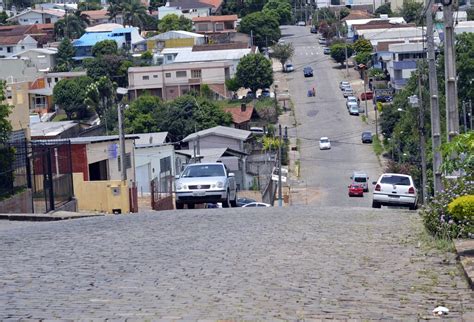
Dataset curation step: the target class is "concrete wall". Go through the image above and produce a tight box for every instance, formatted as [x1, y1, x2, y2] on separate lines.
[86, 140, 136, 181]
[73, 173, 130, 213]
[0, 189, 33, 213]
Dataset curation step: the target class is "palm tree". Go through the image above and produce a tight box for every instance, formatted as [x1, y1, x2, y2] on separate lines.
[121, 0, 148, 29]
[54, 14, 87, 40]
[107, 0, 123, 23]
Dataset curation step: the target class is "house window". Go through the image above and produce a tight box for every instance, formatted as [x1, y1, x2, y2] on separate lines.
[0, 47, 3, 51]
[7, 47, 12, 53]
[142, 75, 149, 80]
[165, 73, 171, 78]
[191, 69, 201, 78]
[176, 71, 187, 78]
[89, 160, 109, 181]
[153, 75, 158, 78]
[45, 17, 51, 24]
[21, 46, 25, 50]
[215, 23, 224, 31]
[197, 24, 208, 32]
[54, 78, 59, 82]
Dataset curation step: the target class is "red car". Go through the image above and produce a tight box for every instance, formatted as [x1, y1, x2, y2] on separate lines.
[348, 183, 364, 197]
[360, 92, 374, 101]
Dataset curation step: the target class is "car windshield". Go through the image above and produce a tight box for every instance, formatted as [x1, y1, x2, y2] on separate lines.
[354, 177, 367, 183]
[286, 64, 293, 67]
[363, 132, 371, 136]
[320, 138, 329, 143]
[381, 175, 411, 186]
[181, 165, 225, 178]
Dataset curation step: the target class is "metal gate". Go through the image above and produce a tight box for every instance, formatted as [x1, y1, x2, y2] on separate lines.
[151, 176, 174, 211]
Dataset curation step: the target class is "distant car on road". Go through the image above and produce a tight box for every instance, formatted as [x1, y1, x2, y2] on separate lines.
[175, 163, 237, 209]
[323, 47, 331, 55]
[260, 88, 271, 98]
[310, 26, 317, 33]
[361, 131, 373, 143]
[284, 63, 294, 72]
[351, 171, 369, 192]
[339, 81, 351, 90]
[343, 87, 354, 97]
[372, 173, 418, 210]
[236, 197, 256, 207]
[242, 202, 271, 207]
[348, 103, 359, 115]
[318, 38, 326, 45]
[303, 66, 313, 77]
[348, 183, 364, 197]
[246, 91, 255, 99]
[297, 21, 306, 26]
[360, 91, 374, 101]
[319, 137, 331, 150]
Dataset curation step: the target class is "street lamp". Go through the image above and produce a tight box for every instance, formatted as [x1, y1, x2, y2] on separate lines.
[116, 87, 128, 181]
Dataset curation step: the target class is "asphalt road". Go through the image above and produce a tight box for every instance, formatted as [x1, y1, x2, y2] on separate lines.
[281, 26, 381, 208]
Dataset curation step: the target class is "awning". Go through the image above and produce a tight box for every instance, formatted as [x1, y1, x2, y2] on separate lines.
[28, 88, 53, 96]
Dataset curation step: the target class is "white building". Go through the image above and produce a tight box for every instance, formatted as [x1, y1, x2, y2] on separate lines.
[7, 8, 65, 25]
[345, 16, 406, 39]
[0, 34, 37, 58]
[386, 42, 425, 90]
[454, 21, 474, 35]
[357, 26, 425, 45]
[8, 47, 57, 72]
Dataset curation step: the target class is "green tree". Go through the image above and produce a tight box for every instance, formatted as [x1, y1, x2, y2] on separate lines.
[85, 55, 130, 86]
[0, 81, 12, 144]
[318, 20, 337, 39]
[55, 38, 75, 71]
[84, 76, 115, 125]
[397, 0, 423, 23]
[440, 132, 474, 179]
[239, 11, 281, 48]
[330, 43, 353, 65]
[53, 76, 93, 120]
[235, 53, 273, 94]
[262, 0, 292, 25]
[0, 11, 8, 25]
[468, 8, 474, 21]
[107, 0, 123, 23]
[0, 81, 14, 196]
[355, 51, 371, 65]
[54, 14, 87, 39]
[124, 94, 164, 133]
[271, 42, 294, 70]
[352, 38, 372, 54]
[244, 0, 266, 14]
[121, 0, 148, 28]
[78, 0, 102, 11]
[339, 7, 350, 19]
[375, 3, 392, 17]
[92, 40, 118, 57]
[157, 14, 192, 33]
[454, 33, 474, 105]
[225, 77, 240, 93]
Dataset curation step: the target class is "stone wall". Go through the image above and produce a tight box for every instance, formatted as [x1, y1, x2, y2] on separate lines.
[0, 189, 33, 213]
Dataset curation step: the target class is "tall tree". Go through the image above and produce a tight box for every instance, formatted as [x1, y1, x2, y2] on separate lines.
[54, 14, 87, 39]
[330, 43, 353, 65]
[262, 0, 292, 25]
[375, 3, 392, 17]
[124, 94, 165, 133]
[84, 76, 115, 123]
[352, 38, 372, 54]
[157, 14, 192, 33]
[0, 81, 14, 196]
[92, 40, 118, 57]
[53, 76, 93, 120]
[107, 0, 123, 23]
[121, 0, 148, 28]
[271, 43, 294, 70]
[235, 53, 274, 93]
[239, 11, 281, 48]
[55, 38, 75, 71]
[0, 81, 12, 144]
[397, 0, 423, 23]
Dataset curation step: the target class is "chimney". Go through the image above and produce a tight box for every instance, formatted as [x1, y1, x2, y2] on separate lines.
[241, 103, 246, 112]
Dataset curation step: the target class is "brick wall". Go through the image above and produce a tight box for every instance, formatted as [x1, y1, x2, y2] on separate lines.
[0, 189, 33, 213]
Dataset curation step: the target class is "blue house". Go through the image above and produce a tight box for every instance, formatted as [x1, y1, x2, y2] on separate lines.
[73, 23, 144, 59]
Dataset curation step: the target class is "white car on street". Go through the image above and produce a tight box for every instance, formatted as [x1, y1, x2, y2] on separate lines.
[372, 173, 418, 210]
[347, 102, 360, 115]
[319, 137, 331, 150]
[339, 81, 351, 90]
[242, 202, 271, 207]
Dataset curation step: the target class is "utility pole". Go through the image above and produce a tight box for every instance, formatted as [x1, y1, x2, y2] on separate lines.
[462, 101, 467, 132]
[417, 71, 428, 205]
[344, 42, 349, 76]
[443, 1, 459, 142]
[278, 124, 282, 207]
[116, 88, 128, 181]
[363, 68, 368, 117]
[426, 1, 443, 194]
[470, 100, 473, 130]
[250, 30, 253, 47]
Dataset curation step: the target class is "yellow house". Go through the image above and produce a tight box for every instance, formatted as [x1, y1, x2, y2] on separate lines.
[4, 80, 31, 139]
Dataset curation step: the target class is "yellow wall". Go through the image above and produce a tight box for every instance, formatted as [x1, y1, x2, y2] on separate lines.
[73, 173, 130, 214]
[5, 81, 30, 137]
[164, 38, 195, 48]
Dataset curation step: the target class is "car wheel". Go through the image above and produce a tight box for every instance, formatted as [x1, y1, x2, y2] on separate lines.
[187, 203, 195, 209]
[175, 202, 184, 209]
[230, 192, 237, 207]
[372, 201, 381, 208]
[222, 191, 230, 208]
[409, 203, 417, 210]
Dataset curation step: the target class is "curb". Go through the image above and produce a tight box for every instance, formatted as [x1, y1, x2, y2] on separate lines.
[454, 239, 474, 290]
[0, 211, 104, 222]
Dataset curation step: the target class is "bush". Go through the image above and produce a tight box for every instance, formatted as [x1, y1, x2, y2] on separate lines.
[448, 195, 474, 235]
[420, 179, 474, 239]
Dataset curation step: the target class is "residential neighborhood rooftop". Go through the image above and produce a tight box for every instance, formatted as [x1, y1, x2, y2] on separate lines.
[173, 47, 253, 63]
[134, 132, 170, 147]
[30, 121, 77, 138]
[182, 125, 251, 142]
[192, 14, 238, 22]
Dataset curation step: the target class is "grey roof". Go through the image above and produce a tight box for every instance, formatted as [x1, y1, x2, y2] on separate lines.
[182, 126, 251, 142]
[173, 48, 251, 63]
[68, 134, 140, 144]
[30, 121, 78, 137]
[134, 132, 169, 146]
[178, 147, 246, 163]
[148, 30, 205, 41]
[45, 71, 87, 78]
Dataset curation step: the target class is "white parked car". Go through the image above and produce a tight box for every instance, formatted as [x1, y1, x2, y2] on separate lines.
[242, 202, 271, 207]
[284, 63, 294, 72]
[343, 87, 354, 97]
[339, 81, 351, 90]
[175, 163, 237, 209]
[319, 137, 331, 150]
[372, 173, 418, 210]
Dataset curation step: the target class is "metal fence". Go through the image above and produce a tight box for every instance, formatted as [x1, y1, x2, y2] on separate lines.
[0, 139, 30, 199]
[151, 175, 174, 211]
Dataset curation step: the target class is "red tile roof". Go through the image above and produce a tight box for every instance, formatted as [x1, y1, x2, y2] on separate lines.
[354, 22, 414, 31]
[0, 25, 35, 36]
[199, 0, 224, 9]
[0, 35, 29, 45]
[192, 42, 249, 51]
[224, 105, 254, 124]
[342, 10, 374, 21]
[82, 9, 110, 20]
[192, 14, 238, 22]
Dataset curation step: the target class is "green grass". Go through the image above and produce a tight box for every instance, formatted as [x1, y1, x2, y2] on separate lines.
[361, 115, 367, 123]
[417, 226, 455, 253]
[372, 135, 383, 156]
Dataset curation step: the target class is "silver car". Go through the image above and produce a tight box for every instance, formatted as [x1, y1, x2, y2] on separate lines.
[175, 163, 237, 209]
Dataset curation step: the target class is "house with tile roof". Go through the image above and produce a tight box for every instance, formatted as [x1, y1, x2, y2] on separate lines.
[81, 9, 123, 26]
[223, 103, 257, 131]
[159, 0, 212, 19]
[0, 24, 54, 46]
[0, 34, 37, 58]
[7, 8, 65, 25]
[192, 14, 238, 34]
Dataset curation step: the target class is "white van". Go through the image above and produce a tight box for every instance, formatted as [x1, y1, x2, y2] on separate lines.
[351, 171, 369, 192]
[250, 127, 265, 136]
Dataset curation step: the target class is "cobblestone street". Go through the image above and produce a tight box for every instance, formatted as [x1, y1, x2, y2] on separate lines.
[1, 207, 473, 320]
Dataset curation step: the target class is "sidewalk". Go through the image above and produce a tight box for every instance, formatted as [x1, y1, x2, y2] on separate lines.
[454, 239, 474, 290]
[0, 211, 104, 221]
